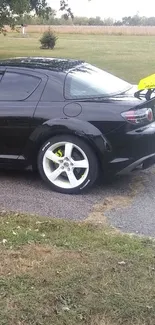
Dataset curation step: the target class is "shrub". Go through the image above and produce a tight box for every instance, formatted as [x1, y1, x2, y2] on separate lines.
[40, 29, 58, 49]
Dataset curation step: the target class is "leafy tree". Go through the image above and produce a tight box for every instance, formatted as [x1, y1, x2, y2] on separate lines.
[16, 9, 56, 25]
[88, 16, 104, 26]
[0, 0, 75, 32]
[0, 0, 51, 32]
[60, 0, 74, 19]
[60, 0, 91, 19]
[121, 15, 143, 26]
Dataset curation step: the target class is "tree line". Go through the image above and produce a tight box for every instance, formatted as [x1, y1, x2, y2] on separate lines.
[17, 14, 155, 26]
[1, 1, 155, 31]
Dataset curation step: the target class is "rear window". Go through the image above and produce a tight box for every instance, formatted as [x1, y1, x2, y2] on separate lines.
[65, 63, 131, 99]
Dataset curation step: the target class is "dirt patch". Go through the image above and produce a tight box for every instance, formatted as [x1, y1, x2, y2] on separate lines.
[90, 317, 143, 325]
[86, 196, 131, 225]
[0, 244, 83, 276]
[90, 317, 118, 325]
[86, 174, 146, 225]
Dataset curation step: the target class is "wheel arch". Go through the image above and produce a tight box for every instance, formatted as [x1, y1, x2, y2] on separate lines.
[24, 118, 112, 168]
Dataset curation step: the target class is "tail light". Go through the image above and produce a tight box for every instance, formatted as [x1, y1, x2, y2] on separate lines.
[121, 108, 154, 125]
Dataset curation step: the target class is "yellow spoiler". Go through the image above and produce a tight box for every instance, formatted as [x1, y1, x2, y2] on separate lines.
[138, 74, 155, 90]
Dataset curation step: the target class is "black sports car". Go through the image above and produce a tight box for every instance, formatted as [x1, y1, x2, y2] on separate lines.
[0, 56, 155, 194]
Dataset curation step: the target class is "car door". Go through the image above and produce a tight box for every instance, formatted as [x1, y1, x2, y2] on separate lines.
[0, 68, 47, 160]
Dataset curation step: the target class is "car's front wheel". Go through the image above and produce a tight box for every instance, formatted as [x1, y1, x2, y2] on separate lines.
[37, 135, 99, 194]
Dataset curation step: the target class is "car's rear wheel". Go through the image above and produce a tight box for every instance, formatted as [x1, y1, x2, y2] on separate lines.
[37, 135, 99, 194]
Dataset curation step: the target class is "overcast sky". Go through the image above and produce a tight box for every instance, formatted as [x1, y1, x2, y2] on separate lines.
[48, 0, 155, 19]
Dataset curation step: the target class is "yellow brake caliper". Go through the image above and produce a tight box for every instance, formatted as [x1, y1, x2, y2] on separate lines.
[55, 149, 63, 157]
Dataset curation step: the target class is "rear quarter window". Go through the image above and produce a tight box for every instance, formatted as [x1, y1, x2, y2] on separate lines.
[0, 72, 41, 101]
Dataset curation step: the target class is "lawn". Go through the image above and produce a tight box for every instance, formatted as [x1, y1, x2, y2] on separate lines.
[1, 33, 155, 325]
[0, 33, 155, 83]
[1, 213, 155, 325]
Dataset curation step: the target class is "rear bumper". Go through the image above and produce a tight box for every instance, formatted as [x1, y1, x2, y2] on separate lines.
[117, 153, 155, 175]
[105, 122, 155, 175]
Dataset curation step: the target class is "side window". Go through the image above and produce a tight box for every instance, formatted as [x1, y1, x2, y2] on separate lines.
[0, 72, 41, 101]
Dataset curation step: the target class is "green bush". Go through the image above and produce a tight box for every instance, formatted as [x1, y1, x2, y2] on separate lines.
[40, 29, 58, 49]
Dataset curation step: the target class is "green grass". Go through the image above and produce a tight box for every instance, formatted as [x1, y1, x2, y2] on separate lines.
[0, 33, 155, 82]
[1, 213, 155, 325]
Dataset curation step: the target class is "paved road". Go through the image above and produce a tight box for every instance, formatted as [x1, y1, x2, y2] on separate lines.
[106, 168, 155, 237]
[0, 167, 155, 236]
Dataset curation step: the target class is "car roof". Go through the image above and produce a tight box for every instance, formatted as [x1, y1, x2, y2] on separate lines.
[0, 57, 85, 72]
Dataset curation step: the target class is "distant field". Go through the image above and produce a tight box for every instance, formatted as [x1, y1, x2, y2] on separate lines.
[6, 25, 155, 35]
[0, 33, 155, 83]
[20, 25, 155, 35]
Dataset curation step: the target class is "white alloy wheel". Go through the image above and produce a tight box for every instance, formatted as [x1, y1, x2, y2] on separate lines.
[42, 141, 89, 189]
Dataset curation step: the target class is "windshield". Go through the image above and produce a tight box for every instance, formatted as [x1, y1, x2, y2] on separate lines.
[65, 63, 131, 99]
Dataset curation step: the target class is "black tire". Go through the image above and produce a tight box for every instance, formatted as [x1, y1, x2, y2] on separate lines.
[37, 135, 99, 194]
